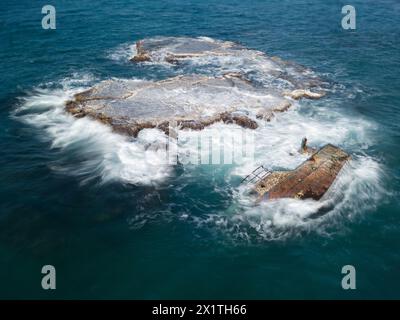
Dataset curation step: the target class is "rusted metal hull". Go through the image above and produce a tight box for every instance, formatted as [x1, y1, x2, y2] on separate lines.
[254, 144, 350, 201]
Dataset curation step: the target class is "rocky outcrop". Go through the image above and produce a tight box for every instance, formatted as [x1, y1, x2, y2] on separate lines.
[256, 101, 292, 121]
[131, 53, 151, 62]
[65, 74, 281, 137]
[130, 37, 238, 64]
[285, 89, 325, 100]
[129, 38, 328, 96]
[130, 40, 151, 62]
[221, 113, 258, 129]
[65, 69, 327, 138]
[66, 103, 258, 137]
[68, 37, 328, 139]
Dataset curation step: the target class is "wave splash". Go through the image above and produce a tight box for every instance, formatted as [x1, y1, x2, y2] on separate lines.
[13, 37, 387, 241]
[14, 74, 172, 186]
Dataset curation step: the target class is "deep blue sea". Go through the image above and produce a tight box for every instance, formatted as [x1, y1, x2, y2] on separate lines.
[0, 0, 399, 299]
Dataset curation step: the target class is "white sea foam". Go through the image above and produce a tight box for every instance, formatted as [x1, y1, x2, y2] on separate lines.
[256, 156, 384, 239]
[109, 36, 323, 91]
[14, 75, 172, 186]
[107, 43, 137, 62]
[14, 37, 387, 241]
[182, 156, 385, 243]
[173, 106, 384, 241]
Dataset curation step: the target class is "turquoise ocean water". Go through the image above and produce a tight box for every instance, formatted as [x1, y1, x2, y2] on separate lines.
[0, 0, 399, 299]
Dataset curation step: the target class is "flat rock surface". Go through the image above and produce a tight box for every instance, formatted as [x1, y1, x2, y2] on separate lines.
[131, 37, 327, 90]
[66, 74, 292, 136]
[67, 37, 326, 137]
[132, 37, 243, 62]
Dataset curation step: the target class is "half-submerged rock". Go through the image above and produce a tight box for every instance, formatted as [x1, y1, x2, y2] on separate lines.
[129, 37, 327, 93]
[244, 144, 350, 201]
[284, 89, 325, 100]
[130, 40, 151, 62]
[65, 74, 293, 137]
[130, 37, 240, 64]
[67, 37, 327, 138]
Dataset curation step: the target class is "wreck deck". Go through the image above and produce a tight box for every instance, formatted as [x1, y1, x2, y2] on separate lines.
[254, 144, 350, 201]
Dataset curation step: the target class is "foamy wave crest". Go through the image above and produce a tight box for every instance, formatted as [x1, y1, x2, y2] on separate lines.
[109, 36, 325, 91]
[13, 39, 387, 243]
[107, 43, 137, 62]
[13, 75, 172, 186]
[189, 155, 386, 242]
[172, 103, 385, 241]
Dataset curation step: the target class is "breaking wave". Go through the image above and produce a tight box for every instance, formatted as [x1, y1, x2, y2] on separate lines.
[13, 37, 388, 242]
[13, 74, 173, 186]
[170, 112, 385, 242]
[213, 156, 385, 242]
[108, 36, 325, 90]
[107, 43, 138, 62]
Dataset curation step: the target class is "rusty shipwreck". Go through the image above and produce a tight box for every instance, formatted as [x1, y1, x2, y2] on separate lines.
[243, 143, 351, 201]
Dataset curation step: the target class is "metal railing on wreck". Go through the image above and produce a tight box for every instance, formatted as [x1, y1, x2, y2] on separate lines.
[240, 165, 272, 185]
